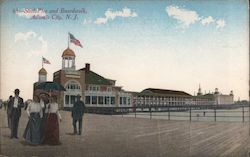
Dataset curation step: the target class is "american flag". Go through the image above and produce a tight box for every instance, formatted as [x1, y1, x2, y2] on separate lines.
[69, 33, 83, 48]
[42, 57, 51, 64]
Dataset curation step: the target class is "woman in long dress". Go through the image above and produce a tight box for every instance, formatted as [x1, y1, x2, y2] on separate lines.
[43, 96, 62, 145]
[23, 95, 43, 145]
[39, 93, 49, 143]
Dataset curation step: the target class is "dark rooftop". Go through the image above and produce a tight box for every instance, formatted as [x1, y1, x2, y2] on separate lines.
[139, 88, 192, 97]
[79, 68, 112, 85]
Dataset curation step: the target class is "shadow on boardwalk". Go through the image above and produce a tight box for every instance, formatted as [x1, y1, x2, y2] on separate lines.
[0, 109, 249, 157]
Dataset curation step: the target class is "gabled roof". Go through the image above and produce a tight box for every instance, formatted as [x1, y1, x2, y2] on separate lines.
[79, 68, 112, 85]
[139, 88, 192, 97]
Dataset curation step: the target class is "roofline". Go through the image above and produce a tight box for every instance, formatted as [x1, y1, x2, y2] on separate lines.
[143, 88, 191, 95]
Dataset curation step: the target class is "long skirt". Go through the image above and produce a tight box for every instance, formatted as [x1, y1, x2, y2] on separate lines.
[23, 113, 42, 145]
[43, 113, 60, 145]
[40, 113, 48, 143]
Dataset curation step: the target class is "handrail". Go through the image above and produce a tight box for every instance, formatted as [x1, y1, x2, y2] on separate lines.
[83, 104, 249, 122]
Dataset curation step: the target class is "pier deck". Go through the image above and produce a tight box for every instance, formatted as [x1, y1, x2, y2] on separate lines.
[0, 109, 249, 157]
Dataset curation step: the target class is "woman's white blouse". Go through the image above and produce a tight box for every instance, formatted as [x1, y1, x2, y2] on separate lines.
[27, 102, 43, 118]
[46, 103, 62, 120]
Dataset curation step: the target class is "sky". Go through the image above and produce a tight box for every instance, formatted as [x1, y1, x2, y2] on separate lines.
[0, 0, 249, 101]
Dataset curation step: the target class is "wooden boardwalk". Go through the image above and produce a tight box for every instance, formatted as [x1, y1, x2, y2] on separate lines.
[0, 109, 249, 157]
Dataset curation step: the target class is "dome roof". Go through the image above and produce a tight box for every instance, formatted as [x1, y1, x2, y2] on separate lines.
[62, 48, 75, 57]
[39, 68, 47, 75]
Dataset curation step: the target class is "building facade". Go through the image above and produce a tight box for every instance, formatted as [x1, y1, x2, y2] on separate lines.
[132, 88, 193, 107]
[33, 48, 234, 109]
[52, 48, 132, 109]
[192, 87, 234, 105]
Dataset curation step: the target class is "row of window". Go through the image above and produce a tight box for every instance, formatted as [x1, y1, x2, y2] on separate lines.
[86, 86, 112, 92]
[65, 81, 81, 90]
[65, 95, 77, 105]
[135, 101, 186, 105]
[85, 96, 115, 105]
[119, 97, 131, 105]
[135, 97, 189, 101]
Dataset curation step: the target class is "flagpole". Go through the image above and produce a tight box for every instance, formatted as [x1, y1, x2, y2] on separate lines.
[68, 32, 69, 48]
[42, 57, 44, 68]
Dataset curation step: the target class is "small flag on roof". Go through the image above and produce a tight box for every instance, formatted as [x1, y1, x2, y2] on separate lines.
[42, 57, 51, 64]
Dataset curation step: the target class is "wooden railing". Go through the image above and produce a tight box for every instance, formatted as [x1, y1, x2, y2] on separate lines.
[84, 104, 249, 122]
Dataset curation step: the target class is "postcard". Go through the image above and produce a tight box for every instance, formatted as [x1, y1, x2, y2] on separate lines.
[0, 0, 249, 156]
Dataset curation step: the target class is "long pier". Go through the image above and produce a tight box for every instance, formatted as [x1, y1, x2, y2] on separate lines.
[0, 108, 249, 157]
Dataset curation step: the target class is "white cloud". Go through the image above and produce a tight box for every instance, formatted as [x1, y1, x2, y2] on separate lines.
[15, 8, 46, 19]
[83, 18, 92, 25]
[166, 5, 226, 29]
[14, 31, 48, 57]
[14, 31, 37, 43]
[29, 35, 48, 56]
[166, 5, 200, 27]
[95, 17, 108, 25]
[216, 19, 226, 29]
[38, 36, 48, 52]
[94, 7, 137, 24]
[201, 16, 215, 25]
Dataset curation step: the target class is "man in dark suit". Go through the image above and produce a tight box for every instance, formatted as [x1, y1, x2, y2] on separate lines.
[10, 89, 24, 139]
[71, 95, 85, 135]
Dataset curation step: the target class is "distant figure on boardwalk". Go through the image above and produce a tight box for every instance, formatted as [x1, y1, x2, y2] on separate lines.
[9, 89, 24, 139]
[203, 111, 206, 117]
[7, 95, 13, 129]
[72, 95, 85, 135]
[4, 100, 7, 110]
[23, 95, 43, 145]
[43, 96, 62, 145]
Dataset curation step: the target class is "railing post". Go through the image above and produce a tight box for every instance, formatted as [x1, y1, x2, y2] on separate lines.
[135, 107, 137, 118]
[189, 106, 192, 121]
[214, 107, 216, 122]
[150, 107, 152, 120]
[168, 106, 170, 120]
[122, 107, 123, 117]
[242, 106, 245, 122]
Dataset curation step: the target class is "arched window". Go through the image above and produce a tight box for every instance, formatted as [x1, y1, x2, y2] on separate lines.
[65, 80, 81, 91]
[64, 80, 81, 108]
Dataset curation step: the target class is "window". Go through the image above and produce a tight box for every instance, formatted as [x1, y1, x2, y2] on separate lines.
[92, 96, 97, 104]
[70, 95, 76, 104]
[120, 97, 122, 105]
[128, 98, 130, 105]
[65, 95, 69, 105]
[108, 87, 112, 92]
[111, 97, 115, 105]
[123, 97, 127, 105]
[85, 96, 90, 104]
[105, 96, 110, 105]
[66, 80, 80, 91]
[98, 96, 104, 105]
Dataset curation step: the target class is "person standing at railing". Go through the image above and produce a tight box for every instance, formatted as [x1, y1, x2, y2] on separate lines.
[71, 94, 85, 135]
